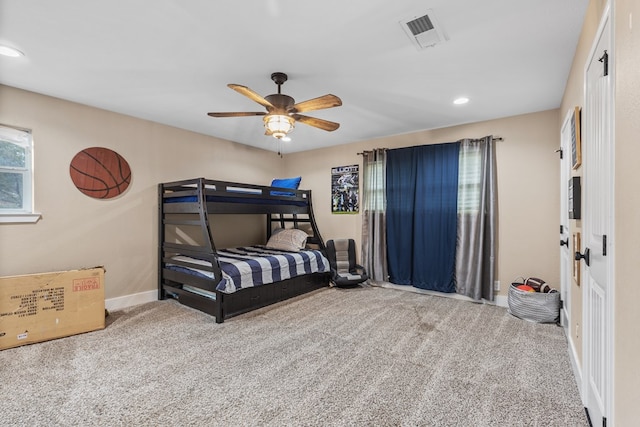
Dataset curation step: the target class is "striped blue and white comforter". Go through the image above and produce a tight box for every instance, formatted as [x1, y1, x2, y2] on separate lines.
[168, 245, 329, 294]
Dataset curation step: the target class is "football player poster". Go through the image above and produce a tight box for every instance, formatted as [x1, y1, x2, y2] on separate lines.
[331, 164, 359, 214]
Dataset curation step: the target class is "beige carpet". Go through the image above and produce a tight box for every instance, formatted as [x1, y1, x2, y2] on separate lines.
[0, 285, 588, 426]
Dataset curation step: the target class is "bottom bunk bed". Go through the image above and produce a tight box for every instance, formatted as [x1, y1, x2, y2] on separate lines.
[162, 245, 330, 322]
[158, 178, 330, 323]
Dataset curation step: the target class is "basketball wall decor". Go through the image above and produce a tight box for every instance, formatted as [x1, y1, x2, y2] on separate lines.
[69, 147, 131, 199]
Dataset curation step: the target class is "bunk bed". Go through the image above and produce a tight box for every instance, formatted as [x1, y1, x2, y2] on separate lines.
[158, 178, 330, 323]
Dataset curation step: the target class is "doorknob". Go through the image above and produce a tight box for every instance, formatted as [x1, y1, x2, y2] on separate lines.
[560, 238, 569, 247]
[575, 247, 591, 267]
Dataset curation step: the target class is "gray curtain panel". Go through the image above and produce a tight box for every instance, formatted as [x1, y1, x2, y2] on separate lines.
[361, 149, 388, 281]
[455, 136, 498, 301]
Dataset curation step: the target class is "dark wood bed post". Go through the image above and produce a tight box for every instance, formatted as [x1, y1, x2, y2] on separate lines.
[215, 291, 224, 324]
[195, 178, 223, 283]
[157, 183, 166, 300]
[307, 190, 326, 250]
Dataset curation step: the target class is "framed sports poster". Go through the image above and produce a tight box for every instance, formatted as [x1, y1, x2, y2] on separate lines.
[331, 164, 359, 214]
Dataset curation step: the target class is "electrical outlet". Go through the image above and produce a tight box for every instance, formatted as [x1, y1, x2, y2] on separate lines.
[494, 280, 500, 291]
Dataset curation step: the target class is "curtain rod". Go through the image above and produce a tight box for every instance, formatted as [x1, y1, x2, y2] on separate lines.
[356, 137, 503, 155]
[357, 148, 387, 156]
[466, 136, 503, 142]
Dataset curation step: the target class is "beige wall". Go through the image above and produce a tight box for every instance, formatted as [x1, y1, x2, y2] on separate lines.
[0, 83, 562, 304]
[284, 109, 561, 300]
[614, 0, 640, 423]
[0, 84, 282, 299]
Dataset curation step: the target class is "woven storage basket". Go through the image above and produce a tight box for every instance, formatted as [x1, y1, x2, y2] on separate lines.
[507, 283, 560, 324]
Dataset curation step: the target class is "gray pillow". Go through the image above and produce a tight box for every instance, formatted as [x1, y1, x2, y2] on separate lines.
[266, 228, 308, 252]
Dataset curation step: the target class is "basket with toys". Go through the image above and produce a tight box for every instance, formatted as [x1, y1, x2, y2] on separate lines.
[507, 277, 560, 324]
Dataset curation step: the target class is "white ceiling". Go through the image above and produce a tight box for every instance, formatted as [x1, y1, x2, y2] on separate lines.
[0, 0, 588, 153]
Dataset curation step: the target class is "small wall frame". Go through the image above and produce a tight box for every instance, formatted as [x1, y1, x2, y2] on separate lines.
[571, 106, 582, 170]
[568, 176, 581, 219]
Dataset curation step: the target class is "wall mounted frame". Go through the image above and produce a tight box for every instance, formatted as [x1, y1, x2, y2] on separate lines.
[571, 106, 582, 170]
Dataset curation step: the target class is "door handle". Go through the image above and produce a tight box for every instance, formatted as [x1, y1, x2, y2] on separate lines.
[575, 247, 591, 267]
[560, 238, 569, 247]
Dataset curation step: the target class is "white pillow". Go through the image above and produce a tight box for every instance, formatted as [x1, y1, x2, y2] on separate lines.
[266, 228, 308, 252]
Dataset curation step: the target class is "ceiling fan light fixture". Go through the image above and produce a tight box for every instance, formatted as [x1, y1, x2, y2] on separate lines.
[208, 72, 341, 144]
[264, 114, 294, 139]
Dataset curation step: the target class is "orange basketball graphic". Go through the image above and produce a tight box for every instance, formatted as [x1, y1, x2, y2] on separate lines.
[69, 147, 131, 199]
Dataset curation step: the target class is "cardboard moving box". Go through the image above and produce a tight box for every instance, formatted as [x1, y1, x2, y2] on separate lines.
[0, 267, 105, 350]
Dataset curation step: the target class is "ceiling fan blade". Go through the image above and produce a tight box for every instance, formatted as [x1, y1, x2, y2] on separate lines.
[207, 112, 266, 117]
[291, 94, 342, 113]
[292, 114, 340, 132]
[228, 84, 274, 109]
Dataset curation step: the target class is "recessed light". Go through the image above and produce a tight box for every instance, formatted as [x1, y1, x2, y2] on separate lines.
[0, 45, 24, 57]
[453, 97, 469, 105]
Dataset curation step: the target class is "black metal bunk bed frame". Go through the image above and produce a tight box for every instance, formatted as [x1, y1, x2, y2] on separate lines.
[158, 178, 329, 323]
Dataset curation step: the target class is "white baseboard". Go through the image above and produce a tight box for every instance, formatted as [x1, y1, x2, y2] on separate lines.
[494, 294, 508, 308]
[374, 281, 510, 307]
[566, 330, 584, 403]
[105, 290, 157, 312]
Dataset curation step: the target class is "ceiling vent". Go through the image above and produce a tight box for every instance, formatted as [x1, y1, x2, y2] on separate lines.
[400, 10, 448, 50]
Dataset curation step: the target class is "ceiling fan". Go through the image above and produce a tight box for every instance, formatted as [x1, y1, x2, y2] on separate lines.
[207, 72, 342, 140]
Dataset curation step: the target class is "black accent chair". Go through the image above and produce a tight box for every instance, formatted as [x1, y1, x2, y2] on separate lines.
[325, 239, 368, 287]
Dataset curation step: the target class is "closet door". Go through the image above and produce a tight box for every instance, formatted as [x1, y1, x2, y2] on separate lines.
[559, 109, 573, 331]
[580, 7, 613, 426]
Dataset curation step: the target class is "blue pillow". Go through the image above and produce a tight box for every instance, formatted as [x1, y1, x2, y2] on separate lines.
[271, 176, 301, 196]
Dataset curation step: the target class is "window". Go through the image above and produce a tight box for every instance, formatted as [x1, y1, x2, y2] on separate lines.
[0, 124, 39, 223]
[362, 154, 386, 212]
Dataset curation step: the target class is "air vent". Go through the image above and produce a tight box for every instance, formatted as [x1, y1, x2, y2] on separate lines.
[400, 10, 448, 50]
[406, 15, 434, 36]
